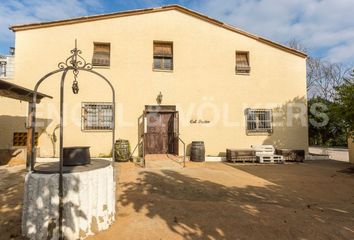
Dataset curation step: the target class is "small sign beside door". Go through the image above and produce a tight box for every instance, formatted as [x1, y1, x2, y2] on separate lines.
[190, 119, 210, 124]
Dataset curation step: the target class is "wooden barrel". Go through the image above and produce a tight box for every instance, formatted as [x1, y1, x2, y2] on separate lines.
[115, 139, 131, 162]
[190, 141, 205, 162]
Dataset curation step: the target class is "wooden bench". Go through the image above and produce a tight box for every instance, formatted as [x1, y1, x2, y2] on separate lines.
[226, 149, 256, 163]
[251, 145, 284, 163]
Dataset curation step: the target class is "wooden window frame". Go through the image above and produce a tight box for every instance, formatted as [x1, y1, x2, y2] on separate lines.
[92, 42, 111, 67]
[153, 41, 173, 72]
[236, 51, 250, 75]
[81, 102, 113, 131]
[246, 109, 273, 134]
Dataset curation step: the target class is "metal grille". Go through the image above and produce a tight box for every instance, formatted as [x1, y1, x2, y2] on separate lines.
[13, 132, 38, 146]
[246, 109, 272, 133]
[82, 102, 113, 130]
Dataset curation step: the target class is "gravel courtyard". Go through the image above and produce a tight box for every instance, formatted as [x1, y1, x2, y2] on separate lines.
[1, 160, 354, 240]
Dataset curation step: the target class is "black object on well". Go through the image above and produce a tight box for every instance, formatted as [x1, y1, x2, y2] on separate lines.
[190, 141, 205, 162]
[63, 146, 91, 166]
[115, 139, 131, 162]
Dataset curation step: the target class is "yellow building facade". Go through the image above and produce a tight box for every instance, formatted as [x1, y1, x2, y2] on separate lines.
[2, 5, 308, 157]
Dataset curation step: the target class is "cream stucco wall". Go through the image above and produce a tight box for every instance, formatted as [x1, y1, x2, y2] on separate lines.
[3, 9, 308, 157]
[0, 97, 28, 147]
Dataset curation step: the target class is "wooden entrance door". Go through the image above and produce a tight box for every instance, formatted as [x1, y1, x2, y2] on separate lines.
[144, 107, 179, 155]
[145, 112, 173, 154]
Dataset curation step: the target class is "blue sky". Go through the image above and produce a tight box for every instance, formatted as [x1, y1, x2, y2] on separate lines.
[1, 0, 354, 66]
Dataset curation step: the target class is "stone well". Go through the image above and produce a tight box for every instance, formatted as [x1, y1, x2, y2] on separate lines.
[22, 159, 115, 239]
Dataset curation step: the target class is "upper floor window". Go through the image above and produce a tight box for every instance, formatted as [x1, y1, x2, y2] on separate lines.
[246, 109, 272, 134]
[92, 43, 110, 67]
[82, 102, 113, 131]
[236, 51, 250, 74]
[153, 42, 173, 71]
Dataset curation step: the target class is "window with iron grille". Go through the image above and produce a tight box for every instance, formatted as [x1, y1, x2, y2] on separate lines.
[153, 42, 173, 71]
[246, 109, 272, 133]
[92, 43, 110, 67]
[236, 51, 250, 74]
[82, 103, 113, 131]
[13, 132, 38, 146]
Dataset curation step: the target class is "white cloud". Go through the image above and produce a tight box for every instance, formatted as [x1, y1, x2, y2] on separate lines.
[0, 0, 103, 52]
[191, 0, 354, 65]
[1, 0, 353, 65]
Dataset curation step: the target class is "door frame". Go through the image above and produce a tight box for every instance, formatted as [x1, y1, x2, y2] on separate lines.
[143, 105, 179, 155]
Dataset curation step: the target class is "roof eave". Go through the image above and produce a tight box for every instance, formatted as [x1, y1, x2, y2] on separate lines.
[8, 4, 307, 58]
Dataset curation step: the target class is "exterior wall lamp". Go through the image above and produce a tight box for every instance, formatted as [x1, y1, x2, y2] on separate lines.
[156, 91, 163, 105]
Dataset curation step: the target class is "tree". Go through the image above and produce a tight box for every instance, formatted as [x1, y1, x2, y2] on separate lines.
[288, 39, 354, 146]
[308, 71, 354, 146]
[286, 39, 351, 100]
[306, 57, 322, 92]
[287, 39, 308, 53]
[308, 97, 348, 146]
[287, 39, 318, 91]
[333, 71, 354, 138]
[316, 61, 350, 101]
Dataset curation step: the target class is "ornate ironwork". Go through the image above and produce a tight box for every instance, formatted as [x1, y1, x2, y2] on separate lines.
[30, 40, 116, 240]
[58, 40, 93, 70]
[57, 40, 92, 95]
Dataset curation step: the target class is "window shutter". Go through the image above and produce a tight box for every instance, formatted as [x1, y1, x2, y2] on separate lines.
[154, 43, 172, 56]
[94, 44, 110, 54]
[92, 43, 110, 66]
[153, 42, 173, 70]
[236, 52, 250, 73]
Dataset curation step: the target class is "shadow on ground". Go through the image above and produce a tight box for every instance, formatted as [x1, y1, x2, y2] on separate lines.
[0, 166, 26, 240]
[112, 161, 354, 240]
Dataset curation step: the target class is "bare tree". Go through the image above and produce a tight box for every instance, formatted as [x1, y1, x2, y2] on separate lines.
[286, 39, 352, 99]
[315, 61, 351, 101]
[288, 38, 308, 53]
[287, 39, 318, 92]
[306, 57, 323, 92]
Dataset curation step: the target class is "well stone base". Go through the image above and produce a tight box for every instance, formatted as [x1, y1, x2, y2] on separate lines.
[22, 160, 115, 239]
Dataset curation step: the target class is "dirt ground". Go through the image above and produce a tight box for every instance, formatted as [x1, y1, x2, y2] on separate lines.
[0, 165, 26, 240]
[1, 160, 354, 240]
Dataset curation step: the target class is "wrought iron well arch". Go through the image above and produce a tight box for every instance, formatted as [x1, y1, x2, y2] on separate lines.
[29, 41, 115, 239]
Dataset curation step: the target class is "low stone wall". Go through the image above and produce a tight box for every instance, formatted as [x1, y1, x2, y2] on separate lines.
[22, 161, 115, 239]
[309, 146, 349, 162]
